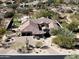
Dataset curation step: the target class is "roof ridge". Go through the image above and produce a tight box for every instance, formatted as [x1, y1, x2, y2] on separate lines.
[20, 20, 38, 31]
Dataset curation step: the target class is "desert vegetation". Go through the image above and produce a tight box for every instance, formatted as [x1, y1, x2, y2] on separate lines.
[52, 28, 76, 49]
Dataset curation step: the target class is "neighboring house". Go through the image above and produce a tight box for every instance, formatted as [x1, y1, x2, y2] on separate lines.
[18, 17, 59, 37]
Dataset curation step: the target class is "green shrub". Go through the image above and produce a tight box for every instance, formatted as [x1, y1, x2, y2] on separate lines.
[51, 28, 69, 35]
[70, 13, 79, 21]
[36, 41, 43, 48]
[7, 4, 18, 9]
[36, 9, 52, 18]
[13, 16, 21, 28]
[53, 0, 64, 6]
[53, 34, 76, 49]
[0, 28, 6, 35]
[51, 29, 59, 35]
[61, 21, 68, 28]
[66, 21, 79, 32]
[48, 0, 63, 6]
[64, 55, 79, 59]
[33, 9, 59, 19]
[4, 12, 15, 18]
[17, 8, 28, 14]
[53, 28, 76, 49]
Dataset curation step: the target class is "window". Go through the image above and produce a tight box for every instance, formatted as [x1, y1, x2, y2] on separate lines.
[22, 32, 32, 36]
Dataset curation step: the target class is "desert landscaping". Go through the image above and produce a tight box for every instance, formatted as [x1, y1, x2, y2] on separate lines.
[0, 0, 79, 55]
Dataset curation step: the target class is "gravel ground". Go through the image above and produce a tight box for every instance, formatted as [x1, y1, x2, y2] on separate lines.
[0, 36, 79, 55]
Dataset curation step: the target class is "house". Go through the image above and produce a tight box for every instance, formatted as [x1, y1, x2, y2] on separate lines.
[33, 17, 59, 29]
[18, 20, 45, 37]
[18, 17, 59, 37]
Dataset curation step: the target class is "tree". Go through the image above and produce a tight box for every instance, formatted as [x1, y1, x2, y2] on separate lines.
[53, 28, 76, 49]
